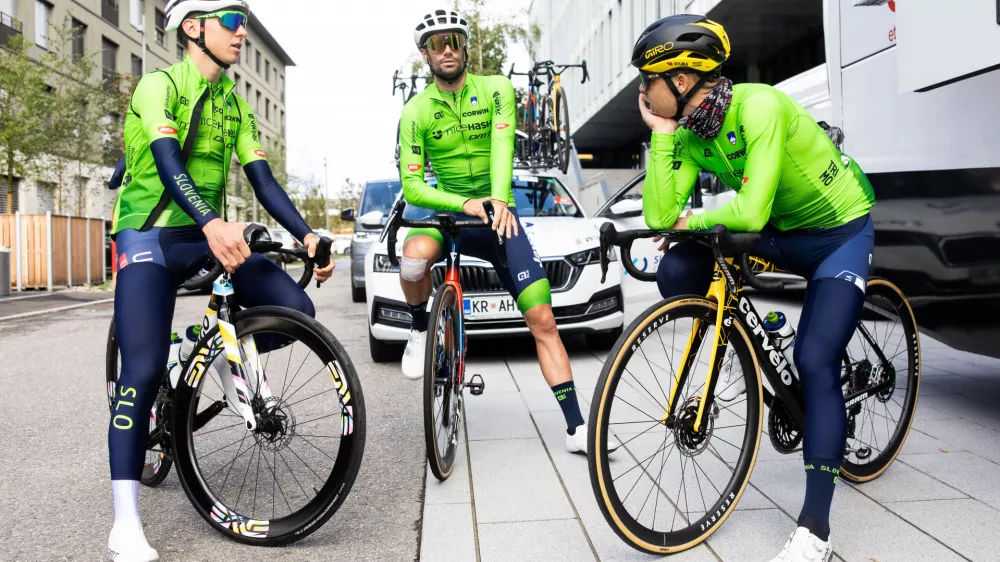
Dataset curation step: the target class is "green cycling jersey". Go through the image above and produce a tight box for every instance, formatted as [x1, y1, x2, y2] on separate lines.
[112, 56, 265, 234]
[643, 83, 876, 232]
[398, 73, 517, 210]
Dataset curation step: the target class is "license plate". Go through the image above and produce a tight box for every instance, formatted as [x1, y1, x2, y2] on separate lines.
[463, 295, 521, 320]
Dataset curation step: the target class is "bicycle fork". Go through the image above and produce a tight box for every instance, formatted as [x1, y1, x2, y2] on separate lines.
[195, 276, 272, 431]
[661, 270, 733, 433]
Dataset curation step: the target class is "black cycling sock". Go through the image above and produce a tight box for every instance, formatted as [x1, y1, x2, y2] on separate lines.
[409, 301, 429, 332]
[797, 460, 839, 542]
[552, 381, 585, 434]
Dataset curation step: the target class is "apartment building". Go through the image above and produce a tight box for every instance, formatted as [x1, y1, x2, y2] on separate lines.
[0, 0, 292, 218]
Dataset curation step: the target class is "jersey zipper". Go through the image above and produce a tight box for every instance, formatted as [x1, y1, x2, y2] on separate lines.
[451, 90, 475, 180]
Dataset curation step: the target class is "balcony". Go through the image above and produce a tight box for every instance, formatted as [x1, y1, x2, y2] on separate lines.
[102, 0, 119, 27]
[1, 12, 23, 48]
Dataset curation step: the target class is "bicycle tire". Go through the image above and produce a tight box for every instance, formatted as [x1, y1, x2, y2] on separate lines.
[839, 278, 920, 483]
[105, 316, 174, 487]
[424, 283, 462, 481]
[555, 89, 571, 174]
[170, 306, 366, 546]
[589, 296, 763, 555]
[525, 94, 537, 164]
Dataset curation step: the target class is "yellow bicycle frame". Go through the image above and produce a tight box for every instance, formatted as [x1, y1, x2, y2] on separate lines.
[551, 74, 562, 133]
[661, 256, 781, 432]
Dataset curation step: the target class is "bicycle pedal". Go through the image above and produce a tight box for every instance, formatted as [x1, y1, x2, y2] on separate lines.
[465, 374, 485, 396]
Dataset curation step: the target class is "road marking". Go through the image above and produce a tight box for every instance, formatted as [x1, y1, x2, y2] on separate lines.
[0, 298, 114, 322]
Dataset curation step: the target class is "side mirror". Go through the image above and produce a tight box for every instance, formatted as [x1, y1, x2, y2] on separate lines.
[340, 208, 355, 222]
[359, 210, 385, 229]
[608, 199, 643, 217]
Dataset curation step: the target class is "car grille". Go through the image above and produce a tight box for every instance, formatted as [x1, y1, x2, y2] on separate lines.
[431, 259, 574, 293]
[939, 235, 1000, 266]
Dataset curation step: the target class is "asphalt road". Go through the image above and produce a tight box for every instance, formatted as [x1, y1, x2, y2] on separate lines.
[0, 260, 428, 562]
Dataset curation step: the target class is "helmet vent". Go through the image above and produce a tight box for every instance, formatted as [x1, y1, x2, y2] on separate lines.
[677, 32, 706, 43]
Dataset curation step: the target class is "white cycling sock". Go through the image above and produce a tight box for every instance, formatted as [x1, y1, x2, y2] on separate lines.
[109, 480, 158, 560]
[112, 480, 142, 529]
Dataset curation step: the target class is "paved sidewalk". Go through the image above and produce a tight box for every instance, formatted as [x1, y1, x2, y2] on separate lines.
[419, 297, 1000, 562]
[0, 289, 114, 320]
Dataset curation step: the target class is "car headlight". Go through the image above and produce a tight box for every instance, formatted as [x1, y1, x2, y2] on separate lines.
[567, 247, 616, 266]
[353, 231, 370, 243]
[373, 254, 398, 273]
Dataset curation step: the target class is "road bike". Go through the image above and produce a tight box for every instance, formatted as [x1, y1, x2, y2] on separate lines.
[507, 60, 589, 174]
[587, 223, 920, 554]
[381, 198, 505, 480]
[105, 225, 366, 546]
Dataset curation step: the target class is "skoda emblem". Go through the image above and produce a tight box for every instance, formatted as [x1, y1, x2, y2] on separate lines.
[471, 96, 478, 107]
[727, 131, 737, 145]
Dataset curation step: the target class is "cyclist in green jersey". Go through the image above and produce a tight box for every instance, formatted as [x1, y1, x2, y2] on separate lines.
[396, 9, 619, 455]
[632, 15, 877, 562]
[106, 2, 333, 560]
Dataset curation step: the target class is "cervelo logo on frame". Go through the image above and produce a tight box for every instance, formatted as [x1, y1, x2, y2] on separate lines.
[407, 163, 423, 172]
[157, 126, 178, 135]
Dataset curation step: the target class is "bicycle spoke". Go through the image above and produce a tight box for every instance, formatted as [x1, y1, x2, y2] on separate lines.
[293, 432, 337, 463]
[612, 395, 664, 425]
[199, 433, 248, 460]
[235, 441, 257, 510]
[281, 442, 324, 490]
[219, 430, 251, 493]
[259, 446, 294, 514]
[284, 386, 336, 409]
[281, 365, 327, 405]
[194, 419, 247, 437]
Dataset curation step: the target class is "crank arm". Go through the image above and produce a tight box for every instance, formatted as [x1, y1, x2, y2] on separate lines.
[193, 400, 227, 432]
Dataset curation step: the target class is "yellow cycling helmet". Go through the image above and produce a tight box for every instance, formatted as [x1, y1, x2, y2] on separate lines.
[630, 14, 730, 76]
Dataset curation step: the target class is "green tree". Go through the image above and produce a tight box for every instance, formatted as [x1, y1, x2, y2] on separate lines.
[0, 34, 56, 214]
[46, 17, 124, 215]
[453, 0, 540, 76]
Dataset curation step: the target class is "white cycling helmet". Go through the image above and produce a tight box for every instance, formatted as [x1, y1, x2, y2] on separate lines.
[165, 0, 249, 32]
[413, 9, 471, 48]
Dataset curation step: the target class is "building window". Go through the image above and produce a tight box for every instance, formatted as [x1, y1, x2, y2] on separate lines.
[130, 54, 142, 78]
[0, 177, 21, 214]
[233, 72, 240, 90]
[176, 32, 184, 60]
[280, 74, 284, 102]
[245, 81, 251, 99]
[243, 39, 250, 65]
[265, 59, 270, 84]
[256, 90, 261, 109]
[280, 110, 285, 135]
[265, 97, 270, 121]
[37, 181, 55, 213]
[102, 37, 118, 87]
[102, 0, 119, 27]
[154, 8, 165, 46]
[129, 0, 144, 30]
[0, 9, 23, 50]
[71, 18, 86, 61]
[255, 50, 260, 73]
[34, 1, 51, 49]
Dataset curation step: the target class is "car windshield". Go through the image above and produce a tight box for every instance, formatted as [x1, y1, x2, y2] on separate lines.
[360, 181, 402, 216]
[401, 175, 582, 220]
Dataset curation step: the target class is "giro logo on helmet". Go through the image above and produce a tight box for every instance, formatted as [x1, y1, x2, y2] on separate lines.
[644, 41, 675, 60]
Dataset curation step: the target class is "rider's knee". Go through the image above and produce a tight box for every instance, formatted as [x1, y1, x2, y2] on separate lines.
[400, 256, 430, 282]
[400, 236, 439, 281]
[656, 242, 714, 298]
[524, 305, 558, 337]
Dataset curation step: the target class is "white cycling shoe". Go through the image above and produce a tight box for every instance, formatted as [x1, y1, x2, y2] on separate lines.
[715, 361, 747, 402]
[566, 422, 622, 455]
[401, 329, 427, 380]
[107, 523, 159, 562]
[769, 527, 833, 562]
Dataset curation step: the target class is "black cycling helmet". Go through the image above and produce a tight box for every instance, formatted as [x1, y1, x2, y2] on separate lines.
[631, 14, 731, 119]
